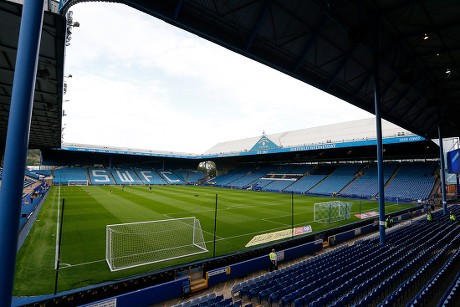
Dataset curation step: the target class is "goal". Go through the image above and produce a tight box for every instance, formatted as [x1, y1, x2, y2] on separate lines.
[314, 201, 352, 224]
[106, 217, 208, 272]
[67, 179, 89, 186]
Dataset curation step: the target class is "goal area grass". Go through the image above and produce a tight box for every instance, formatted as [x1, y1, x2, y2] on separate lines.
[14, 185, 414, 296]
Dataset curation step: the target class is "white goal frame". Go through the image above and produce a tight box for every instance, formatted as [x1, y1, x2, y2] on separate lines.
[67, 179, 89, 186]
[314, 201, 352, 224]
[106, 217, 208, 272]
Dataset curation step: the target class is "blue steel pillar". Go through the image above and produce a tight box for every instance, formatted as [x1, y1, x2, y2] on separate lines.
[438, 124, 448, 214]
[0, 1, 45, 306]
[373, 18, 385, 246]
[457, 175, 459, 198]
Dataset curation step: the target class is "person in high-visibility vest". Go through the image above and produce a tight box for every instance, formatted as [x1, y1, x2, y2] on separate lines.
[427, 211, 432, 223]
[450, 211, 456, 222]
[269, 249, 278, 271]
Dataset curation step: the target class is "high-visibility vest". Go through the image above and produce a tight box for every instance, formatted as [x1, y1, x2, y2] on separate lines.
[427, 214, 432, 221]
[269, 252, 277, 261]
[450, 214, 456, 221]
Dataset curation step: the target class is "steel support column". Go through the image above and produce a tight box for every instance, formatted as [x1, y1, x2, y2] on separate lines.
[373, 18, 385, 246]
[438, 124, 448, 214]
[0, 1, 45, 305]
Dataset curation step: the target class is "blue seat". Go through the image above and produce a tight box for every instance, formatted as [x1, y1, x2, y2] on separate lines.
[232, 301, 242, 307]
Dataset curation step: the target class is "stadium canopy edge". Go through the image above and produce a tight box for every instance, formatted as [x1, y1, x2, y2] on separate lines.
[59, 0, 121, 14]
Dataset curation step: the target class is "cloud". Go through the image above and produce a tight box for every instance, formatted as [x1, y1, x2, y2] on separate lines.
[64, 3, 372, 153]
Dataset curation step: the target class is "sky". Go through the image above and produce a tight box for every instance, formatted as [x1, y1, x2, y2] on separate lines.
[63, 3, 373, 154]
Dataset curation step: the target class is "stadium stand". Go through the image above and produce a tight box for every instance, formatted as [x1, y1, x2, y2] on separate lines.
[223, 206, 460, 307]
[205, 162, 440, 202]
[269, 165, 298, 175]
[23, 178, 35, 188]
[45, 162, 442, 203]
[175, 170, 206, 184]
[110, 168, 143, 185]
[88, 168, 115, 185]
[133, 169, 166, 185]
[210, 167, 254, 187]
[20, 182, 48, 232]
[341, 163, 398, 199]
[228, 166, 277, 189]
[438, 271, 460, 307]
[53, 167, 89, 185]
[308, 164, 363, 196]
[250, 178, 273, 190]
[384, 163, 438, 202]
[24, 169, 40, 180]
[289, 165, 314, 175]
[261, 179, 296, 192]
[284, 174, 328, 194]
[33, 169, 52, 177]
[159, 170, 185, 184]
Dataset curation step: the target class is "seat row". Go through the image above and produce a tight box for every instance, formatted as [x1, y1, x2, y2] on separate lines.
[229, 206, 460, 306]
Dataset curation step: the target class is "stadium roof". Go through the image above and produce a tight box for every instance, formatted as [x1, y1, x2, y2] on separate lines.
[0, 0, 65, 150]
[60, 0, 460, 140]
[49, 118, 437, 166]
[3, 0, 459, 153]
[204, 118, 417, 155]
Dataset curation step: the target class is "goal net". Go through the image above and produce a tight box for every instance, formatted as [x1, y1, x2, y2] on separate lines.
[67, 179, 89, 186]
[314, 201, 352, 224]
[106, 217, 208, 272]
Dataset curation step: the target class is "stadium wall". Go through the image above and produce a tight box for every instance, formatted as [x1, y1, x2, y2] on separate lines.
[79, 277, 187, 307]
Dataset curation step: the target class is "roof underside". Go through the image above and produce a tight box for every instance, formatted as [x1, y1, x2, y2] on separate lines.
[0, 1, 65, 150]
[3, 0, 459, 154]
[62, 0, 460, 140]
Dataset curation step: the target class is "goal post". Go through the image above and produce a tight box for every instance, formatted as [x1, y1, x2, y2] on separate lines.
[106, 217, 208, 272]
[67, 179, 89, 186]
[314, 201, 352, 224]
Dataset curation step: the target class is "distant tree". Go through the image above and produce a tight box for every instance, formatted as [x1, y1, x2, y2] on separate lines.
[26, 149, 41, 166]
[198, 161, 216, 178]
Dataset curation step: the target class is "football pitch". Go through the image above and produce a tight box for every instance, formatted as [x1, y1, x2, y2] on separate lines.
[14, 185, 415, 295]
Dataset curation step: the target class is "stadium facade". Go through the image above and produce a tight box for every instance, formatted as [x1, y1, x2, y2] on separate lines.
[41, 118, 439, 170]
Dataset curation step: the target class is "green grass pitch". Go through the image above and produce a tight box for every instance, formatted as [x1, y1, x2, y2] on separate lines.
[14, 185, 415, 295]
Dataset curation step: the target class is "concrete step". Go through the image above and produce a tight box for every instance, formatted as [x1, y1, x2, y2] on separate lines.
[190, 278, 208, 292]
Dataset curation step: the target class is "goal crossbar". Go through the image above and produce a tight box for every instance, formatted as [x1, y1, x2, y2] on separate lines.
[67, 179, 88, 186]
